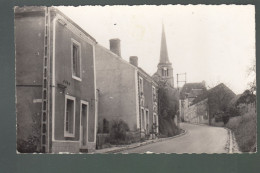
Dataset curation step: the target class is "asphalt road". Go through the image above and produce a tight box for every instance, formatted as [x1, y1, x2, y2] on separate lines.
[120, 123, 229, 154]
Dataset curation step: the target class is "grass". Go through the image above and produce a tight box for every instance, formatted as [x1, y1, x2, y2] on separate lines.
[225, 106, 256, 152]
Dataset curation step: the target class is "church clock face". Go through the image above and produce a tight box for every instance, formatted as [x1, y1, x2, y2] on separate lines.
[163, 67, 167, 70]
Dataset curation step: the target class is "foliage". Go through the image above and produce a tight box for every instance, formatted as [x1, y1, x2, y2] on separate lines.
[247, 59, 256, 94]
[225, 105, 256, 152]
[103, 118, 110, 133]
[17, 112, 41, 153]
[235, 90, 256, 106]
[17, 135, 40, 153]
[157, 81, 179, 120]
[222, 114, 230, 125]
[157, 81, 180, 137]
[227, 106, 240, 117]
[110, 119, 130, 144]
[159, 117, 181, 137]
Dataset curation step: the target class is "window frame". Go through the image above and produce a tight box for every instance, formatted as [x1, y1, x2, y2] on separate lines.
[139, 76, 144, 93]
[141, 107, 145, 130]
[80, 100, 89, 146]
[145, 109, 149, 130]
[71, 38, 82, 81]
[64, 95, 76, 138]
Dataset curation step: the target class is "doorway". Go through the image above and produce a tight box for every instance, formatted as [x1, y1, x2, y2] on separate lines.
[80, 101, 89, 148]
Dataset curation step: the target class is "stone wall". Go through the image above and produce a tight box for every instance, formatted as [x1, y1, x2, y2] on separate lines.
[183, 98, 209, 124]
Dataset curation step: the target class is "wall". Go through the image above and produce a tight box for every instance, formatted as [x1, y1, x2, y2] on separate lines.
[50, 11, 97, 153]
[15, 7, 46, 152]
[138, 71, 158, 137]
[183, 99, 209, 124]
[95, 44, 138, 132]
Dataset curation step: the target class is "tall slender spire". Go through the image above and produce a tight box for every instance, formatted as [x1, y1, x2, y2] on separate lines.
[155, 23, 174, 88]
[159, 24, 170, 64]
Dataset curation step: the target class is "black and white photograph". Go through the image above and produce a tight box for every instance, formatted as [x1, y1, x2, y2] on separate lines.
[15, 5, 256, 154]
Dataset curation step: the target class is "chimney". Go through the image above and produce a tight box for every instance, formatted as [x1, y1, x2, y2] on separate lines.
[109, 38, 121, 57]
[129, 56, 138, 67]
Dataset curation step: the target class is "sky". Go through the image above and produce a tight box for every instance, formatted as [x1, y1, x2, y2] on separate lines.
[57, 5, 255, 94]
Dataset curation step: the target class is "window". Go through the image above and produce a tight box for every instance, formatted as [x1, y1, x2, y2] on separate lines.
[141, 108, 145, 130]
[145, 109, 149, 130]
[71, 39, 81, 81]
[139, 77, 143, 93]
[153, 113, 158, 133]
[162, 67, 168, 76]
[80, 101, 89, 146]
[152, 86, 156, 101]
[64, 95, 76, 137]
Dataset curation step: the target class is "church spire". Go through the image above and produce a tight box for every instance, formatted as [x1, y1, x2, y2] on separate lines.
[155, 23, 174, 88]
[159, 23, 170, 64]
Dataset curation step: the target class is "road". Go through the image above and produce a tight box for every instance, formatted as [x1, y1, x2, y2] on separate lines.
[119, 123, 229, 154]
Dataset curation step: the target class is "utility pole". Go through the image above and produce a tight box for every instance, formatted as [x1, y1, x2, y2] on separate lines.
[176, 73, 187, 91]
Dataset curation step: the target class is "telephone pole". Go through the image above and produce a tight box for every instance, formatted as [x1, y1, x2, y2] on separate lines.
[176, 73, 187, 91]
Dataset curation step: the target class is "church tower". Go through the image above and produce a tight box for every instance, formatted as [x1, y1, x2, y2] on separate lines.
[156, 24, 174, 87]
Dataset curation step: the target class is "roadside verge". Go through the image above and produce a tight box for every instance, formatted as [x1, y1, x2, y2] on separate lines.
[94, 129, 187, 154]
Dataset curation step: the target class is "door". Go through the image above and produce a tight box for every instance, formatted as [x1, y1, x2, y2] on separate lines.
[80, 101, 89, 148]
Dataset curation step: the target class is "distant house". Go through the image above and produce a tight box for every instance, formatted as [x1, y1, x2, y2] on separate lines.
[15, 7, 98, 153]
[179, 82, 207, 122]
[183, 83, 236, 125]
[95, 38, 159, 141]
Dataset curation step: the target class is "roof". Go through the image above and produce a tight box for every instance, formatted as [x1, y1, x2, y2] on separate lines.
[192, 83, 236, 105]
[179, 82, 207, 100]
[15, 7, 97, 44]
[138, 67, 158, 86]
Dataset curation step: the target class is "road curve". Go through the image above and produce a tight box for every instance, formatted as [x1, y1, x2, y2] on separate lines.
[120, 123, 229, 154]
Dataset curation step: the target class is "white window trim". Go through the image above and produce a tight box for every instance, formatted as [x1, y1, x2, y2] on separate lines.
[140, 107, 145, 130]
[71, 38, 82, 81]
[64, 95, 76, 138]
[80, 100, 89, 147]
[153, 113, 159, 133]
[152, 85, 156, 101]
[139, 76, 143, 93]
[145, 109, 149, 130]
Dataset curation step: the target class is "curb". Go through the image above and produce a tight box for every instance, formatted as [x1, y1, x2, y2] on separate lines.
[223, 127, 241, 153]
[102, 129, 187, 154]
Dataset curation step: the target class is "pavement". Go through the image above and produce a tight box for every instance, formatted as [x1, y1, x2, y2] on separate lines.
[94, 123, 240, 154]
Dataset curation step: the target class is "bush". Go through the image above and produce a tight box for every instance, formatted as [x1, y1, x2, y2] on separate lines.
[103, 118, 110, 133]
[110, 119, 130, 144]
[159, 117, 180, 137]
[222, 115, 230, 125]
[17, 135, 40, 153]
[225, 106, 256, 152]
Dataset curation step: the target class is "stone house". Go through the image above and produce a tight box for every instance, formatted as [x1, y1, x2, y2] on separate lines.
[15, 7, 98, 153]
[180, 83, 236, 125]
[179, 82, 207, 122]
[95, 39, 159, 141]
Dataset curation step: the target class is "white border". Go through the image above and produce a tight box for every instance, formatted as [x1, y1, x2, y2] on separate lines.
[135, 70, 140, 129]
[64, 95, 76, 138]
[79, 100, 89, 148]
[71, 38, 82, 81]
[139, 76, 144, 93]
[145, 108, 149, 130]
[140, 107, 145, 130]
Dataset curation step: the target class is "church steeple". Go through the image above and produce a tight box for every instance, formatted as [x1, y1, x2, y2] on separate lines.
[156, 24, 174, 87]
[159, 24, 170, 64]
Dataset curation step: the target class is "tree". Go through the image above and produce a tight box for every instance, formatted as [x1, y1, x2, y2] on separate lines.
[247, 59, 256, 95]
[157, 81, 180, 137]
